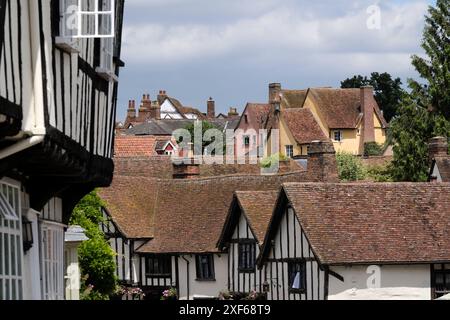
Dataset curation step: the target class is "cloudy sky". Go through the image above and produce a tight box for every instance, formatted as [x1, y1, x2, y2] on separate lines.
[117, 0, 435, 120]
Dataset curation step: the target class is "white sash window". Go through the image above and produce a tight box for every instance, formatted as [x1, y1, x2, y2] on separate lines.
[0, 181, 23, 300]
[60, 0, 115, 38]
[41, 223, 65, 300]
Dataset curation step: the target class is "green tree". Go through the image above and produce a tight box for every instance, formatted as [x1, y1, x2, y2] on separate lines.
[389, 1, 450, 181]
[409, 0, 450, 118]
[341, 72, 405, 122]
[336, 152, 366, 182]
[180, 121, 225, 155]
[70, 191, 118, 300]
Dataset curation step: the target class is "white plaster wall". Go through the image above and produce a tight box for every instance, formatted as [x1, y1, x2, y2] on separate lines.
[432, 165, 443, 182]
[328, 265, 431, 300]
[178, 254, 228, 300]
[22, 209, 42, 300]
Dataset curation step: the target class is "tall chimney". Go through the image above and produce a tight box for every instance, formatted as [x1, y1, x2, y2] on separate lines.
[150, 101, 161, 120]
[127, 100, 136, 119]
[307, 141, 339, 182]
[269, 83, 282, 104]
[207, 97, 215, 119]
[157, 90, 168, 105]
[429, 136, 448, 162]
[361, 86, 375, 144]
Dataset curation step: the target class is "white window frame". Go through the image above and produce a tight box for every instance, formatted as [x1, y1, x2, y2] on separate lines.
[0, 180, 23, 300]
[60, 0, 115, 39]
[40, 222, 65, 301]
[285, 145, 294, 158]
[333, 130, 343, 142]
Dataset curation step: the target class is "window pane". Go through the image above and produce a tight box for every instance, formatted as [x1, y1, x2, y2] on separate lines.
[18, 280, 22, 300]
[16, 235, 21, 276]
[81, 14, 96, 36]
[0, 279, 3, 300]
[11, 280, 16, 300]
[98, 14, 112, 35]
[99, 0, 112, 12]
[5, 279, 10, 300]
[0, 231, 3, 275]
[10, 234, 15, 276]
[4, 234, 9, 275]
[81, 0, 92, 11]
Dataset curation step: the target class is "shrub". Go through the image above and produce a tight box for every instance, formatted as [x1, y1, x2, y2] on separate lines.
[336, 152, 366, 181]
[260, 153, 289, 169]
[364, 142, 384, 157]
[366, 165, 394, 182]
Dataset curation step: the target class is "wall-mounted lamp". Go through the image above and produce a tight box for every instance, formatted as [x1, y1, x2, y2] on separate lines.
[22, 218, 33, 252]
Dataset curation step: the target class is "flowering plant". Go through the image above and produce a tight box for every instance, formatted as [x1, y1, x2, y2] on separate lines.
[117, 286, 145, 300]
[161, 288, 178, 300]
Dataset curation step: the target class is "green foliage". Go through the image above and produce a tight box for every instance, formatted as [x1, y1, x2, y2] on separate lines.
[364, 142, 384, 157]
[259, 153, 289, 169]
[70, 191, 118, 300]
[336, 152, 366, 182]
[409, 0, 450, 118]
[366, 165, 394, 182]
[341, 72, 405, 122]
[389, 1, 450, 182]
[179, 121, 225, 155]
[390, 98, 450, 182]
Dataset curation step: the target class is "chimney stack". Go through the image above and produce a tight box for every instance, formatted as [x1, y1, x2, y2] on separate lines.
[228, 107, 239, 119]
[207, 97, 215, 119]
[269, 83, 282, 104]
[429, 136, 448, 162]
[307, 141, 339, 182]
[127, 100, 136, 119]
[173, 160, 200, 179]
[157, 90, 168, 105]
[361, 86, 375, 144]
[150, 101, 161, 120]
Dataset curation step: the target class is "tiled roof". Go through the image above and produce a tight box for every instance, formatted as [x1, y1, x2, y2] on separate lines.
[282, 108, 330, 145]
[434, 157, 450, 182]
[309, 88, 388, 129]
[126, 119, 238, 136]
[114, 136, 159, 157]
[133, 173, 308, 254]
[98, 176, 159, 239]
[236, 191, 279, 244]
[281, 90, 308, 108]
[282, 183, 450, 265]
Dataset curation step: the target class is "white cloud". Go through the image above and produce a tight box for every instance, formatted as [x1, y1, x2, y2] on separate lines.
[122, 0, 428, 68]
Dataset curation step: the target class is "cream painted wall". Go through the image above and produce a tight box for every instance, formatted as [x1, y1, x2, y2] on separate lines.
[178, 254, 228, 300]
[279, 116, 301, 157]
[328, 265, 431, 300]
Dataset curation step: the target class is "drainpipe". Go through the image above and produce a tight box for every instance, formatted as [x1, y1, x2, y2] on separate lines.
[182, 256, 190, 300]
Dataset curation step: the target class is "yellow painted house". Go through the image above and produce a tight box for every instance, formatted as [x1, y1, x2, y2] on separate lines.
[265, 83, 388, 157]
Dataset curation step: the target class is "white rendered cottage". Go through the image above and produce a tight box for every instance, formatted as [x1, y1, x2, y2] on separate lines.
[258, 183, 450, 300]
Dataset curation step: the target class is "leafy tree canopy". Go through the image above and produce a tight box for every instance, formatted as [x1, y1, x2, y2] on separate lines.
[341, 72, 405, 122]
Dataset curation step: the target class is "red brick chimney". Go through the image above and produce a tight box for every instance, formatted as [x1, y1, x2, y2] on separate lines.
[361, 86, 375, 144]
[138, 94, 151, 120]
[307, 141, 339, 182]
[127, 100, 136, 119]
[269, 83, 282, 104]
[173, 160, 200, 179]
[150, 101, 161, 120]
[207, 97, 215, 119]
[157, 90, 168, 105]
[429, 136, 448, 162]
